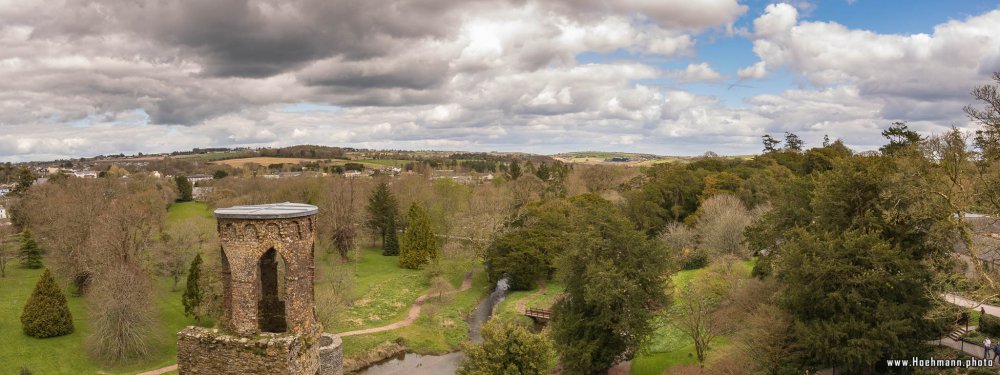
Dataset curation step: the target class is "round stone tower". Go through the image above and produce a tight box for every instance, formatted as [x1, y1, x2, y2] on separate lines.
[177, 202, 342, 375]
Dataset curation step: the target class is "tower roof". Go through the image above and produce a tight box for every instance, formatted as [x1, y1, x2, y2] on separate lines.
[215, 202, 318, 219]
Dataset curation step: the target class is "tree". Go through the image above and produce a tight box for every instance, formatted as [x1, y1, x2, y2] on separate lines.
[327, 178, 362, 261]
[965, 72, 1000, 161]
[86, 266, 158, 364]
[157, 220, 203, 291]
[182, 253, 203, 320]
[761, 134, 782, 153]
[671, 281, 726, 363]
[20, 269, 74, 338]
[693, 194, 754, 258]
[212, 170, 229, 179]
[175, 176, 193, 202]
[457, 320, 553, 375]
[383, 218, 399, 256]
[506, 159, 523, 180]
[11, 168, 35, 196]
[0, 225, 14, 277]
[487, 199, 576, 290]
[399, 203, 438, 269]
[19, 230, 43, 269]
[879, 121, 923, 156]
[780, 229, 933, 373]
[551, 195, 671, 373]
[784, 132, 804, 152]
[367, 181, 399, 255]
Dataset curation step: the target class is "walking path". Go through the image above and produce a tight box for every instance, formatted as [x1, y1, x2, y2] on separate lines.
[135, 271, 475, 374]
[943, 293, 1000, 317]
[136, 364, 176, 375]
[339, 270, 474, 337]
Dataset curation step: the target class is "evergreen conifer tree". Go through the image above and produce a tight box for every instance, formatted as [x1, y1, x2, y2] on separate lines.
[21, 269, 74, 338]
[399, 203, 438, 269]
[367, 181, 399, 254]
[383, 217, 400, 256]
[19, 230, 42, 269]
[175, 176, 193, 202]
[182, 254, 203, 319]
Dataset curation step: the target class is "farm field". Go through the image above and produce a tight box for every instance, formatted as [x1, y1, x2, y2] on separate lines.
[209, 156, 319, 167]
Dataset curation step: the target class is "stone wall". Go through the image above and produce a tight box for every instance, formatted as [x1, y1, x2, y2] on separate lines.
[216, 216, 319, 337]
[177, 327, 320, 375]
[318, 333, 344, 375]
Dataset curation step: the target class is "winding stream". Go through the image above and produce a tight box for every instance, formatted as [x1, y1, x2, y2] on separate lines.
[354, 276, 511, 374]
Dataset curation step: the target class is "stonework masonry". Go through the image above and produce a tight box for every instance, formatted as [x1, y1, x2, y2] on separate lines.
[177, 203, 342, 375]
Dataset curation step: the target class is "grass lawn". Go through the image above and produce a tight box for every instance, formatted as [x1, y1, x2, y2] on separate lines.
[0, 266, 210, 374]
[340, 270, 490, 358]
[0, 202, 214, 374]
[317, 248, 428, 332]
[167, 201, 214, 222]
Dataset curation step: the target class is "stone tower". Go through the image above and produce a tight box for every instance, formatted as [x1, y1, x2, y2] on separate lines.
[177, 203, 342, 375]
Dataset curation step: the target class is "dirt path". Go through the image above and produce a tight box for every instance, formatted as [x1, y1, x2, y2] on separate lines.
[135, 364, 177, 375]
[514, 282, 548, 314]
[135, 271, 475, 374]
[338, 270, 474, 337]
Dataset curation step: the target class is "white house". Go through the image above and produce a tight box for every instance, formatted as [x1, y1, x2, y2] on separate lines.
[73, 170, 98, 178]
[187, 174, 213, 183]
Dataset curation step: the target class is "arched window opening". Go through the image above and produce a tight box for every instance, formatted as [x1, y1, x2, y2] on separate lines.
[258, 248, 287, 333]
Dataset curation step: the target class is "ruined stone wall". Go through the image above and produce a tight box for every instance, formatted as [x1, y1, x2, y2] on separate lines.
[177, 327, 320, 375]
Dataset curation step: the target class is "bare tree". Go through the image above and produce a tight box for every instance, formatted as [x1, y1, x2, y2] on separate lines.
[0, 224, 14, 277]
[671, 280, 729, 363]
[86, 265, 160, 365]
[694, 194, 754, 258]
[156, 219, 210, 290]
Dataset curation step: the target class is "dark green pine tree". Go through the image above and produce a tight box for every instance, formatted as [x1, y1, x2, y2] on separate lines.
[182, 254, 203, 320]
[399, 203, 438, 269]
[383, 217, 400, 256]
[21, 269, 74, 338]
[175, 176, 193, 202]
[19, 230, 43, 269]
[367, 181, 399, 254]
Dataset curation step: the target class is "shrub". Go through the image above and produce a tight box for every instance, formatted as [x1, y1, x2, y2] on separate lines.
[21, 269, 74, 338]
[751, 259, 772, 278]
[979, 313, 1000, 337]
[680, 250, 709, 270]
[458, 320, 552, 375]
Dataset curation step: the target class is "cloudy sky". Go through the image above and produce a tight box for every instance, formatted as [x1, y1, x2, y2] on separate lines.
[2, 0, 1000, 161]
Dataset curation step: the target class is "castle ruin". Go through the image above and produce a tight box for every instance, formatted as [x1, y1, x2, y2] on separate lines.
[177, 202, 342, 374]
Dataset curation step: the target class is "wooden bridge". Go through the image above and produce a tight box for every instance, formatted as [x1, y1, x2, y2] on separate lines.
[524, 308, 553, 322]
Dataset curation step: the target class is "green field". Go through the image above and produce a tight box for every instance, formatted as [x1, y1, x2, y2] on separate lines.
[339, 270, 490, 361]
[167, 201, 214, 222]
[0, 264, 210, 374]
[0, 202, 216, 374]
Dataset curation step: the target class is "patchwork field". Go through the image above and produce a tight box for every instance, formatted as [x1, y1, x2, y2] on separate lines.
[209, 156, 318, 167]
